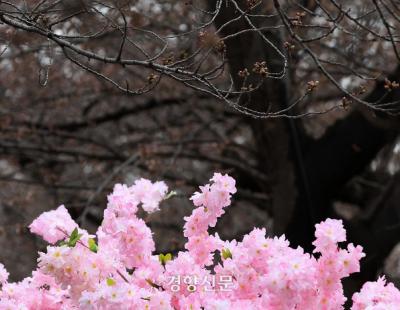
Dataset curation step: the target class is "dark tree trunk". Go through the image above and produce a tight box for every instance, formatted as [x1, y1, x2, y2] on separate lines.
[208, 0, 311, 238]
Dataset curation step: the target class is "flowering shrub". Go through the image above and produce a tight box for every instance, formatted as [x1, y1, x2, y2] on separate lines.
[0, 173, 399, 309]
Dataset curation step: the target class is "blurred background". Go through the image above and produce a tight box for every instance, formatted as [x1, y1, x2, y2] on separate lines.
[1, 0, 400, 298]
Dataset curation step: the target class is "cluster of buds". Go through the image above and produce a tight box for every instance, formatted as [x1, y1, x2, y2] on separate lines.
[198, 31, 226, 54]
[292, 11, 306, 26]
[214, 40, 226, 54]
[35, 14, 50, 28]
[354, 85, 367, 95]
[341, 96, 352, 110]
[246, 0, 261, 10]
[162, 55, 174, 66]
[238, 68, 250, 78]
[147, 73, 158, 84]
[199, 31, 218, 47]
[307, 80, 319, 92]
[384, 78, 399, 91]
[284, 41, 295, 51]
[252, 61, 268, 77]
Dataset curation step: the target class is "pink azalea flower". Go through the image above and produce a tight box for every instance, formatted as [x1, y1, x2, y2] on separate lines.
[107, 183, 139, 216]
[29, 205, 78, 244]
[2, 173, 399, 309]
[211, 172, 237, 194]
[352, 276, 400, 309]
[131, 178, 168, 213]
[313, 218, 346, 253]
[0, 263, 8, 285]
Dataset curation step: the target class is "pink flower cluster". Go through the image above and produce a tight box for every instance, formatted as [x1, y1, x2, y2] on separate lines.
[29, 204, 78, 244]
[0, 173, 399, 309]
